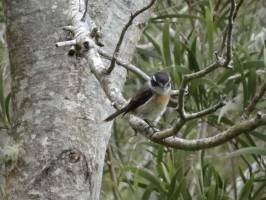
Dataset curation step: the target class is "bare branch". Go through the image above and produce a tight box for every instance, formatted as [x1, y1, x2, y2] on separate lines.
[185, 98, 226, 120]
[99, 49, 179, 95]
[55, 39, 77, 47]
[154, 97, 225, 140]
[154, 115, 266, 151]
[245, 82, 266, 115]
[98, 49, 150, 81]
[150, 115, 266, 150]
[177, 60, 225, 120]
[106, 0, 156, 74]
[106, 146, 120, 200]
[159, 0, 237, 140]
[224, 0, 236, 66]
[81, 0, 89, 21]
[220, 0, 243, 57]
[56, 0, 266, 151]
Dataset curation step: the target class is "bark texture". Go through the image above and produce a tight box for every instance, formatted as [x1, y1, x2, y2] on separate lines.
[3, 0, 151, 199]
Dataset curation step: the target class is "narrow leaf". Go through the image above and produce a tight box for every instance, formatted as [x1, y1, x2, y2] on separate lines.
[162, 19, 172, 67]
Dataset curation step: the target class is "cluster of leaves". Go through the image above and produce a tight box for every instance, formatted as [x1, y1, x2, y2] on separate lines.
[102, 0, 266, 199]
[0, 1, 10, 129]
[0, 44, 11, 129]
[0, 1, 4, 23]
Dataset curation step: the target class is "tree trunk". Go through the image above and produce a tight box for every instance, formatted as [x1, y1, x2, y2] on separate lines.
[3, 0, 151, 199]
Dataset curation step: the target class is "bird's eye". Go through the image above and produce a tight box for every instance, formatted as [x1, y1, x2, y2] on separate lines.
[151, 79, 159, 87]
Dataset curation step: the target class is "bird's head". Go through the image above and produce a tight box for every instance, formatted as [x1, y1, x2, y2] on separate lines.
[150, 72, 171, 95]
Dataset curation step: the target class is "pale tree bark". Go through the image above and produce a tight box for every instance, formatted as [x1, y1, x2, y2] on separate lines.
[3, 0, 152, 199]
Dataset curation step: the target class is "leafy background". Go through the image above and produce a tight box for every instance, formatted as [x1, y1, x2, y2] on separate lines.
[101, 0, 266, 199]
[0, 0, 265, 199]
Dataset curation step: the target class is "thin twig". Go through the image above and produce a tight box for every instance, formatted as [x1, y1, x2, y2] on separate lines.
[220, 0, 244, 56]
[55, 39, 77, 47]
[159, 0, 237, 139]
[106, 146, 120, 200]
[81, 0, 89, 21]
[245, 82, 266, 115]
[150, 115, 266, 150]
[185, 99, 225, 120]
[106, 0, 156, 74]
[224, 0, 236, 66]
[177, 61, 225, 122]
[99, 48, 179, 95]
[214, 0, 222, 12]
[98, 49, 150, 80]
[56, 0, 266, 151]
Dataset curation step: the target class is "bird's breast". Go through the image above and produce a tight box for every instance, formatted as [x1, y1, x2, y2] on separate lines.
[154, 94, 171, 104]
[135, 94, 170, 123]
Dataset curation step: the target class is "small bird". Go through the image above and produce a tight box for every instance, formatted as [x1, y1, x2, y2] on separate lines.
[104, 72, 171, 125]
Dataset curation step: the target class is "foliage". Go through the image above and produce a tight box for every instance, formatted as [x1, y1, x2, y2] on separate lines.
[102, 0, 266, 199]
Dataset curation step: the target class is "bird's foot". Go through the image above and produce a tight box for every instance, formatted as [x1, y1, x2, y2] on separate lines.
[144, 119, 159, 133]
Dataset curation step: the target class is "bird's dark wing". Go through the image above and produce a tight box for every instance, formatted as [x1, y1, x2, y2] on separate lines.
[123, 83, 153, 115]
[104, 83, 152, 121]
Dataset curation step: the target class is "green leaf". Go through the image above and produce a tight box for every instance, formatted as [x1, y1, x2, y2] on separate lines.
[141, 186, 154, 200]
[144, 32, 162, 55]
[242, 60, 265, 70]
[204, 6, 214, 57]
[226, 147, 266, 158]
[5, 93, 11, 124]
[238, 176, 254, 200]
[235, 56, 248, 106]
[251, 132, 266, 142]
[263, 41, 266, 66]
[192, 77, 221, 91]
[217, 60, 265, 84]
[151, 14, 202, 22]
[167, 169, 185, 200]
[0, 70, 5, 115]
[206, 184, 218, 200]
[173, 36, 182, 66]
[127, 166, 165, 192]
[156, 145, 164, 164]
[247, 69, 257, 102]
[186, 37, 200, 72]
[162, 19, 172, 67]
[161, 162, 170, 184]
[252, 181, 266, 200]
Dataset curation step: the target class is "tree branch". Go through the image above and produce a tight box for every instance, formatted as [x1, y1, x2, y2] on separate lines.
[106, 146, 120, 200]
[106, 0, 156, 74]
[151, 115, 266, 150]
[55, 0, 266, 151]
[245, 82, 266, 115]
[220, 0, 243, 56]
[98, 49, 150, 81]
[185, 98, 226, 120]
[98, 49, 179, 95]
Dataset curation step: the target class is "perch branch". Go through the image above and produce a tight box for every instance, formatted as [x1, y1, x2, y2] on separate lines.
[150, 114, 266, 150]
[56, 0, 266, 151]
[106, 0, 156, 74]
[224, 0, 236, 66]
[245, 82, 266, 115]
[55, 39, 77, 47]
[98, 49, 150, 80]
[185, 98, 226, 120]
[154, 0, 236, 139]
[220, 0, 243, 56]
[98, 49, 179, 95]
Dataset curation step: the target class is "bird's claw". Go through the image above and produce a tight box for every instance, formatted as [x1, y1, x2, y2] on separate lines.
[143, 119, 159, 133]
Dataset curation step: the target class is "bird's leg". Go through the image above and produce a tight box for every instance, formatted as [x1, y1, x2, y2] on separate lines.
[143, 119, 159, 133]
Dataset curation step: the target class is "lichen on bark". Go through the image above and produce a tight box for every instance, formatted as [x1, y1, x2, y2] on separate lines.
[3, 0, 152, 199]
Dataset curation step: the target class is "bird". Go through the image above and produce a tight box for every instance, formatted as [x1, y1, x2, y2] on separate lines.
[104, 72, 171, 125]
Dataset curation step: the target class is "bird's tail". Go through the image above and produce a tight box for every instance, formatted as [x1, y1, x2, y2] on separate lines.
[104, 108, 126, 122]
